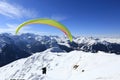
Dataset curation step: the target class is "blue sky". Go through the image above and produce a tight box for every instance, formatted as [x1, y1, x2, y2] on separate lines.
[0, 0, 120, 37]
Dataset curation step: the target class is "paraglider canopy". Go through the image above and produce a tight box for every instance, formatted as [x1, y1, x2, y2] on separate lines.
[15, 18, 73, 42]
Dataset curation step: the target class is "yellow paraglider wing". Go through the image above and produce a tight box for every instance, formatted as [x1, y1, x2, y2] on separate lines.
[15, 18, 73, 42]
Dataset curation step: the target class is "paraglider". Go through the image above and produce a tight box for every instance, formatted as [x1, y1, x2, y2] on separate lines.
[15, 18, 73, 42]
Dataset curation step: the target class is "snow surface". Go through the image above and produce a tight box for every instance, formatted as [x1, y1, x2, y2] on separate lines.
[0, 50, 120, 80]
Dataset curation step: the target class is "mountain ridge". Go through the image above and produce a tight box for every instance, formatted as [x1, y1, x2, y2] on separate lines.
[0, 33, 120, 67]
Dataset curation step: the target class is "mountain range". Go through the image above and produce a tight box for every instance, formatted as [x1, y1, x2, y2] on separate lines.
[0, 33, 120, 67]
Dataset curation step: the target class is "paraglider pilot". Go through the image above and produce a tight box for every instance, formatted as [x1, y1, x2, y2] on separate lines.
[42, 67, 46, 74]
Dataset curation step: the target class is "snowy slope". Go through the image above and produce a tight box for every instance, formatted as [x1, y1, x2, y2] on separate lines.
[0, 50, 120, 80]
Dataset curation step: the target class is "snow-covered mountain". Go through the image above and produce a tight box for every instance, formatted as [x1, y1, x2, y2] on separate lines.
[74, 37, 120, 54]
[0, 50, 120, 80]
[0, 33, 120, 67]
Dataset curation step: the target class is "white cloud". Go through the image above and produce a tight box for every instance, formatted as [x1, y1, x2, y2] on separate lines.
[0, 1, 38, 19]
